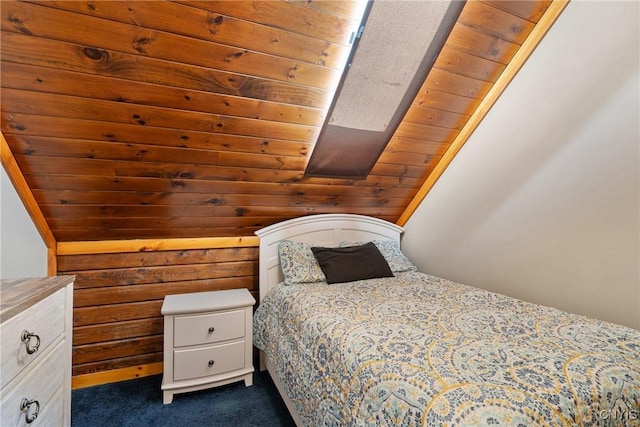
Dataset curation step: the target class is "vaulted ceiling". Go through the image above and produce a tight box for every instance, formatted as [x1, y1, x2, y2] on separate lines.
[1, 0, 557, 242]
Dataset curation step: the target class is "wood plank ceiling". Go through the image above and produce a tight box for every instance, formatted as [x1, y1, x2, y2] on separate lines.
[1, 0, 553, 242]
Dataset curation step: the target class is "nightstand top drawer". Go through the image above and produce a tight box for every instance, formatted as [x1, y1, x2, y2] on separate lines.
[174, 310, 245, 347]
[161, 288, 255, 315]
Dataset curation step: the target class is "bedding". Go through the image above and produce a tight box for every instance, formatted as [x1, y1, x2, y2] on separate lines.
[254, 271, 640, 426]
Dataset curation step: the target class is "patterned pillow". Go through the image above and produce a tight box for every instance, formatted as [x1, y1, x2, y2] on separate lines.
[278, 240, 326, 285]
[340, 239, 417, 273]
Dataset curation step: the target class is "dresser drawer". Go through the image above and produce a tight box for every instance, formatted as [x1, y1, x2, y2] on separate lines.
[0, 288, 66, 389]
[173, 340, 246, 381]
[1, 341, 65, 426]
[31, 388, 64, 427]
[1, 388, 64, 427]
[174, 309, 245, 347]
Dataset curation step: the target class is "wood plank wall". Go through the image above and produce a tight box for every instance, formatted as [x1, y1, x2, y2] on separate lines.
[58, 245, 258, 387]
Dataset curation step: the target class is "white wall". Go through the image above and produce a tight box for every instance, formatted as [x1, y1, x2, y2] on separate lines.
[1, 167, 48, 279]
[402, 0, 640, 330]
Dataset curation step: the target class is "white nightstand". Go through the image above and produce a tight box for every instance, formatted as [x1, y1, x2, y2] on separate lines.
[161, 288, 256, 404]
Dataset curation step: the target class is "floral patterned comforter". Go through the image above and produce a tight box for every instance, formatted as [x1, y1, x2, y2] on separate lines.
[253, 271, 640, 426]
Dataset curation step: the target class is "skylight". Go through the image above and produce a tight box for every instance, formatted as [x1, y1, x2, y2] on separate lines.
[304, 0, 465, 179]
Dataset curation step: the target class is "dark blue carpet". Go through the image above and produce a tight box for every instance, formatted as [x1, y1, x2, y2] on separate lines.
[72, 371, 296, 426]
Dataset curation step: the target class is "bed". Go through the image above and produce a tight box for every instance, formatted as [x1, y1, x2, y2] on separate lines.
[253, 214, 640, 426]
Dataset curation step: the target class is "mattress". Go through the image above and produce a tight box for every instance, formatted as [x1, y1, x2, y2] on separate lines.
[253, 271, 640, 426]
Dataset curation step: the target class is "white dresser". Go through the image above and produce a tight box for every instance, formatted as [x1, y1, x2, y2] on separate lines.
[0, 276, 74, 426]
[161, 288, 256, 404]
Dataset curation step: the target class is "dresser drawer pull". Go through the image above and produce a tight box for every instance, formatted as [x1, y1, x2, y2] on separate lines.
[21, 330, 41, 355]
[208, 327, 215, 333]
[208, 360, 215, 367]
[20, 398, 40, 424]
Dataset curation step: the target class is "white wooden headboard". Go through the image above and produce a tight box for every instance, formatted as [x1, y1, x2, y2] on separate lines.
[254, 214, 404, 302]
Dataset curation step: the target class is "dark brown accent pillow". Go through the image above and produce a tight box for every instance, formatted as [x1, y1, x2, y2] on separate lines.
[311, 242, 394, 284]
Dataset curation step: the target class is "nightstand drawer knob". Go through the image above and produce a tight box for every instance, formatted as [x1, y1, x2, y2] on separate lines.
[208, 360, 215, 367]
[208, 327, 215, 333]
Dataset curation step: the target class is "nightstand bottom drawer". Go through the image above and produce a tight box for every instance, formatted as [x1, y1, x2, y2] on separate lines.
[173, 341, 245, 381]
